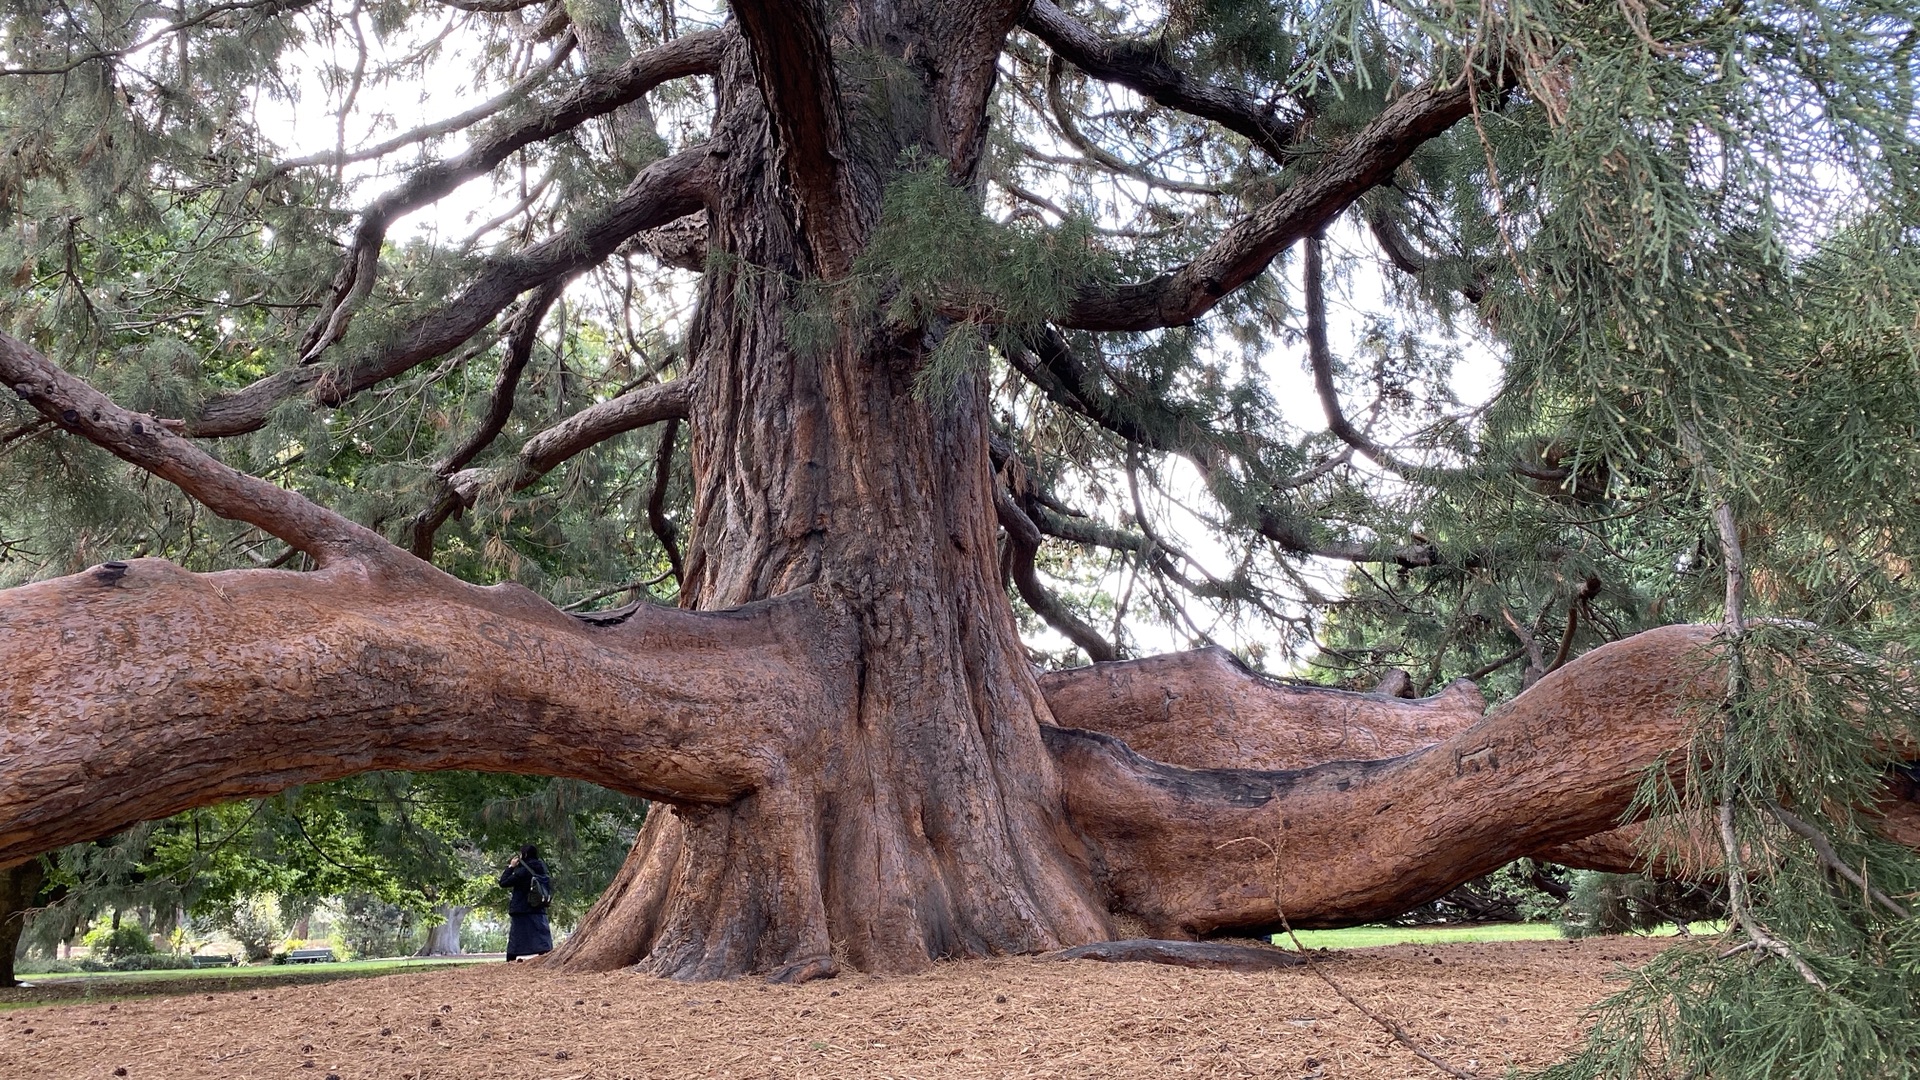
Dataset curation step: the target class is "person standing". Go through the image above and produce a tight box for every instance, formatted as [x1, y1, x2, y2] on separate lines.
[498, 844, 553, 962]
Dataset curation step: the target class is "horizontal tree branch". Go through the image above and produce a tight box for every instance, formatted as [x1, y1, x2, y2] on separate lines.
[193, 146, 713, 437]
[1060, 75, 1483, 331]
[1044, 623, 1726, 936]
[294, 27, 728, 360]
[0, 561, 855, 867]
[1020, 0, 1300, 156]
[446, 377, 695, 504]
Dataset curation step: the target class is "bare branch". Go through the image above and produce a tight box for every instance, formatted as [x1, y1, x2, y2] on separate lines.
[294, 28, 728, 361]
[272, 33, 579, 175]
[996, 489, 1121, 662]
[409, 280, 565, 559]
[1061, 75, 1484, 331]
[447, 378, 694, 505]
[1366, 207, 1487, 304]
[1019, 0, 1299, 156]
[1305, 233, 1416, 471]
[193, 145, 713, 438]
[1044, 56, 1225, 196]
[647, 417, 686, 588]
[0, 333, 391, 567]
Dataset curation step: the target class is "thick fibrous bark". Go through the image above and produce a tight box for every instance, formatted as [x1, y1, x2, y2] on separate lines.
[0, 557, 852, 862]
[0, 0, 1735, 984]
[1045, 625, 1724, 935]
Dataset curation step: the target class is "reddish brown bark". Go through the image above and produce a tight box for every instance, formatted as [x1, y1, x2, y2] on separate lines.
[0, 0, 1756, 984]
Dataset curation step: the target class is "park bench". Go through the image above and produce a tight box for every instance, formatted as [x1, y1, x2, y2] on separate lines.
[189, 954, 236, 968]
[286, 948, 336, 964]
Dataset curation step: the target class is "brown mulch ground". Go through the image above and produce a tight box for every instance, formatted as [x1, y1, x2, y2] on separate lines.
[1, 936, 1676, 1080]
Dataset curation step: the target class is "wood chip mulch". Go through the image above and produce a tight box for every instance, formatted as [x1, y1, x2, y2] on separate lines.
[1, 935, 1678, 1079]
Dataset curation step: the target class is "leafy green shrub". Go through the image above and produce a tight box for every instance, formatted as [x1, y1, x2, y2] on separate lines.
[82, 923, 157, 960]
[107, 953, 195, 971]
[217, 897, 283, 962]
[1558, 872, 1725, 938]
[14, 958, 82, 975]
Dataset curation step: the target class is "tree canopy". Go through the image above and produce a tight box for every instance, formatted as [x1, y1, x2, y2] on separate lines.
[3, 0, 1920, 1074]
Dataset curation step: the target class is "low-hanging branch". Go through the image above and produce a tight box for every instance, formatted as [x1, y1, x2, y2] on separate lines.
[192, 146, 712, 438]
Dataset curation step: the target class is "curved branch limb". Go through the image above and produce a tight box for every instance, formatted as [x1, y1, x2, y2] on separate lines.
[1019, 0, 1300, 157]
[0, 562, 855, 869]
[1060, 75, 1486, 331]
[194, 146, 712, 437]
[292, 28, 728, 361]
[408, 280, 565, 559]
[0, 333, 390, 568]
[447, 377, 694, 504]
[1043, 624, 1726, 936]
[648, 417, 686, 589]
[995, 489, 1119, 662]
[1040, 645, 1488, 768]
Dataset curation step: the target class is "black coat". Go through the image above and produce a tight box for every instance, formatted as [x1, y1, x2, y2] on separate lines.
[498, 858, 550, 915]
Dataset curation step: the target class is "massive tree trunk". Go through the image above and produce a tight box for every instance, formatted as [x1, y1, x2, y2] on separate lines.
[0, 0, 1774, 983]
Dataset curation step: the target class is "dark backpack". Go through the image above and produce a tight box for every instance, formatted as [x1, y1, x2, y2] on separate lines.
[526, 867, 552, 910]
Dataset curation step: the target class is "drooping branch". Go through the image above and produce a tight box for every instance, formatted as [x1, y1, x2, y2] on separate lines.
[647, 417, 686, 589]
[0, 560, 855, 869]
[409, 280, 565, 559]
[1060, 75, 1484, 331]
[1019, 0, 1300, 157]
[446, 377, 695, 505]
[996, 489, 1120, 661]
[192, 147, 712, 438]
[1305, 233, 1419, 473]
[292, 28, 728, 360]
[0, 332, 389, 566]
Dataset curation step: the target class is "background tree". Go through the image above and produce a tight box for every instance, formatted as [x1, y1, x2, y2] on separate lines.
[1, 0, 1919, 1074]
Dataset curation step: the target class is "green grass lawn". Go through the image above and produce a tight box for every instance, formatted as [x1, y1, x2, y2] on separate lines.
[1275, 921, 1718, 949]
[1, 956, 496, 1010]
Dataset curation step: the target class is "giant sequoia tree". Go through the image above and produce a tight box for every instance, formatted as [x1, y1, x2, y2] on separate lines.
[3, 0, 1920, 1063]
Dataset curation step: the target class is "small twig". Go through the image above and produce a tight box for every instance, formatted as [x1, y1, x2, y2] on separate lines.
[1717, 801, 1827, 989]
[1219, 836, 1478, 1079]
[1766, 804, 1910, 919]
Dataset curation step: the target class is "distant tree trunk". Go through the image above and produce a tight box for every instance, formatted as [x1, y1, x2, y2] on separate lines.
[0, 860, 44, 987]
[419, 905, 469, 957]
